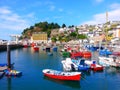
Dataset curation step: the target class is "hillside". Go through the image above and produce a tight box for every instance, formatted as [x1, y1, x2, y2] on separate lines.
[21, 21, 62, 39]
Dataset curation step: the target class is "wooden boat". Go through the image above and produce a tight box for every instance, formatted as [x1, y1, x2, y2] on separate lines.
[85, 60, 103, 71]
[42, 69, 81, 81]
[4, 69, 22, 77]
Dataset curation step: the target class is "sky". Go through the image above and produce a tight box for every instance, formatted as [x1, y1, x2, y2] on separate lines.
[0, 0, 120, 40]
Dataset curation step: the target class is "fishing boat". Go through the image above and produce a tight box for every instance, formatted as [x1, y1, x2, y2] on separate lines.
[61, 58, 78, 71]
[70, 51, 83, 58]
[99, 49, 112, 56]
[61, 58, 90, 71]
[72, 59, 90, 71]
[112, 51, 120, 56]
[62, 51, 70, 58]
[85, 60, 104, 71]
[4, 69, 22, 77]
[82, 51, 92, 58]
[42, 69, 81, 81]
[98, 56, 120, 67]
[33, 46, 39, 51]
[52, 46, 58, 52]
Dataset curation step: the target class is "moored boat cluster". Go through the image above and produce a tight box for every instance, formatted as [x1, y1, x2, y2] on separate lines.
[0, 64, 22, 78]
[43, 43, 120, 81]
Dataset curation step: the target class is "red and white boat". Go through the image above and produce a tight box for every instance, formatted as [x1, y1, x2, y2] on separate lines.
[85, 60, 104, 71]
[42, 69, 81, 81]
[33, 46, 39, 51]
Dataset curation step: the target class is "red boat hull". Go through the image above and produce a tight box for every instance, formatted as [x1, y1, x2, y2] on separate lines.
[34, 47, 39, 51]
[23, 45, 28, 48]
[83, 51, 91, 58]
[44, 73, 81, 81]
[90, 64, 103, 71]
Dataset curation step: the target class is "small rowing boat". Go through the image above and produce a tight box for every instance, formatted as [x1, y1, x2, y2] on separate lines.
[42, 69, 81, 81]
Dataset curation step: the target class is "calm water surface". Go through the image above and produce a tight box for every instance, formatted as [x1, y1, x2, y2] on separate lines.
[0, 47, 120, 90]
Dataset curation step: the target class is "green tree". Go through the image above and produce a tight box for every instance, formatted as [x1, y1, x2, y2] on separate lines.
[78, 34, 87, 39]
[62, 24, 66, 28]
[70, 32, 77, 40]
[47, 29, 51, 37]
[51, 36, 57, 42]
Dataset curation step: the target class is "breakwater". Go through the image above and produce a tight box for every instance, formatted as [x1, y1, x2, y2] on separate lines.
[0, 44, 23, 51]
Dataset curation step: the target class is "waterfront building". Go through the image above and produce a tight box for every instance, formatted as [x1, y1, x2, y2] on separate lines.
[31, 32, 48, 43]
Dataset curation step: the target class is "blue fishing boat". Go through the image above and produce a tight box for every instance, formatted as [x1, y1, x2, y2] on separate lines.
[52, 46, 58, 52]
[72, 59, 90, 71]
[99, 49, 112, 56]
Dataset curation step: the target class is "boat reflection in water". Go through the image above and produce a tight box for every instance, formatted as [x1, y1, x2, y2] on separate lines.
[43, 76, 81, 89]
[105, 67, 120, 76]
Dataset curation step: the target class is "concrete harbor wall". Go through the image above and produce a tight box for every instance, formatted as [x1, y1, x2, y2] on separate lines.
[0, 44, 23, 51]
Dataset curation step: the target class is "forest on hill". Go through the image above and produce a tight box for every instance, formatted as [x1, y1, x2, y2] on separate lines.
[21, 21, 73, 39]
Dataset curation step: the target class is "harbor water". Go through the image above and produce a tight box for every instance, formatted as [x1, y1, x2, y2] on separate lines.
[0, 47, 120, 90]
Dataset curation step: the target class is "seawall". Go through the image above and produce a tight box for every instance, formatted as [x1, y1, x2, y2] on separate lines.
[0, 44, 23, 51]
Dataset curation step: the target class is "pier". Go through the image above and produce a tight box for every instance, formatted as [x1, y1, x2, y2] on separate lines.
[0, 44, 23, 51]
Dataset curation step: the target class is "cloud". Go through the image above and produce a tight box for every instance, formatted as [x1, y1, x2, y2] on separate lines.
[0, 7, 31, 31]
[95, 0, 104, 3]
[0, 7, 11, 14]
[82, 3, 120, 25]
[109, 3, 120, 9]
[44, 1, 55, 11]
[58, 8, 63, 12]
[53, 16, 63, 19]
[49, 5, 55, 11]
